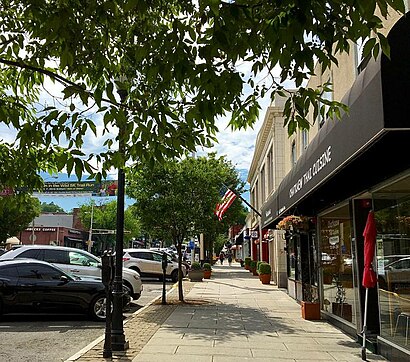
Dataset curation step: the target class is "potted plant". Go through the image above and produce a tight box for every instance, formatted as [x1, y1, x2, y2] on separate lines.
[256, 261, 264, 279]
[244, 257, 251, 270]
[250, 260, 258, 276]
[203, 262, 212, 279]
[258, 262, 271, 284]
[276, 215, 309, 231]
[188, 261, 203, 282]
[331, 281, 352, 322]
[301, 284, 321, 320]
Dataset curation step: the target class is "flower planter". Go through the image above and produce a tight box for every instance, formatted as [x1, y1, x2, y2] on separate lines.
[189, 269, 204, 282]
[301, 301, 321, 320]
[260, 273, 271, 284]
[203, 270, 212, 279]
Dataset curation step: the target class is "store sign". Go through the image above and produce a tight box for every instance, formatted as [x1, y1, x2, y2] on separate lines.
[250, 230, 258, 239]
[26, 227, 57, 232]
[289, 146, 332, 199]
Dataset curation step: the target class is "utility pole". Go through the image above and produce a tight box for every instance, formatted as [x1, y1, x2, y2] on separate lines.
[88, 203, 94, 253]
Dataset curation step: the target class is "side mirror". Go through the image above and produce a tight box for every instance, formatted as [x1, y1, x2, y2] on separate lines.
[60, 275, 69, 283]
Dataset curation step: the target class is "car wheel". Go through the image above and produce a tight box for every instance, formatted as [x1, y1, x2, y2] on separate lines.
[89, 294, 107, 321]
[122, 281, 133, 297]
[171, 270, 178, 282]
[130, 266, 141, 275]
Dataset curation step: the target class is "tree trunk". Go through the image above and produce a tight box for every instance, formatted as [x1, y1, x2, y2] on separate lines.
[176, 239, 184, 302]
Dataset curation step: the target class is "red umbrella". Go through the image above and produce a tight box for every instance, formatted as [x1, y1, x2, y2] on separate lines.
[362, 210, 377, 288]
[361, 210, 377, 360]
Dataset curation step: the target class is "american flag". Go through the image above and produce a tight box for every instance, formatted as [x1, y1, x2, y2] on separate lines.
[214, 188, 237, 221]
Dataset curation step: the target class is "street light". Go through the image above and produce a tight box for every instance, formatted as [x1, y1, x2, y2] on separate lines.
[111, 77, 129, 351]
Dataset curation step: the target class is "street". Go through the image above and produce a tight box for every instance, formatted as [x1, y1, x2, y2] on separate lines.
[0, 280, 175, 362]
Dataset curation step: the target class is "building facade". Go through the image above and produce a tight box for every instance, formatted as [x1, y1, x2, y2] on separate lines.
[250, 7, 410, 361]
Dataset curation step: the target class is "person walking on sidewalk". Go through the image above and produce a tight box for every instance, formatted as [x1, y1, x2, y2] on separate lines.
[227, 253, 233, 266]
[219, 251, 225, 265]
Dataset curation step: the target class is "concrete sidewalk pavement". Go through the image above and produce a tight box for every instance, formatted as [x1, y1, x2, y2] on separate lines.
[69, 263, 388, 362]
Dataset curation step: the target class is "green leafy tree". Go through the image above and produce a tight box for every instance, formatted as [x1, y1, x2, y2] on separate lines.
[40, 201, 66, 213]
[0, 194, 41, 242]
[0, 1, 404, 187]
[78, 201, 141, 253]
[126, 154, 245, 301]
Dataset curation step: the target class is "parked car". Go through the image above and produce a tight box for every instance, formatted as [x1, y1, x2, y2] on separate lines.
[0, 245, 142, 300]
[378, 256, 410, 291]
[123, 248, 187, 282]
[0, 259, 130, 320]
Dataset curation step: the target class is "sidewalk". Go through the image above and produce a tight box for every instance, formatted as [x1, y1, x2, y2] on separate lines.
[67, 263, 388, 362]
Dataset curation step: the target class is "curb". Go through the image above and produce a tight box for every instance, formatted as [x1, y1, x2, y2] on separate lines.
[64, 282, 178, 362]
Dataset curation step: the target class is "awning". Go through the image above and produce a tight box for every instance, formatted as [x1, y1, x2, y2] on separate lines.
[6, 236, 20, 245]
[261, 13, 410, 228]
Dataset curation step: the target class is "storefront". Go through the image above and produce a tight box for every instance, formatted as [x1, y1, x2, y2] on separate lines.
[261, 13, 410, 361]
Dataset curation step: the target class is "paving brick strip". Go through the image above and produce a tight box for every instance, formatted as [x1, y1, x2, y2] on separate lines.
[66, 282, 195, 362]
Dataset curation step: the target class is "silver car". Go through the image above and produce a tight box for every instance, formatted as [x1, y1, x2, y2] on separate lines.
[0, 245, 142, 300]
[123, 248, 186, 282]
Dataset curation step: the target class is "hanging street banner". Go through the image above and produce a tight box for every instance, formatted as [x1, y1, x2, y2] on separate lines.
[31, 180, 118, 197]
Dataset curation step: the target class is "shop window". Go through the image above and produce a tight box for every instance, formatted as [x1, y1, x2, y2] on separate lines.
[320, 204, 356, 324]
[373, 174, 410, 351]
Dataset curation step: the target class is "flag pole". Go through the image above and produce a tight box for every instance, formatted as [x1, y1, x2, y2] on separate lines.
[221, 182, 261, 217]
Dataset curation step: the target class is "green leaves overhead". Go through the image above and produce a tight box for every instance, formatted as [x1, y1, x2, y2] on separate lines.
[0, 0, 404, 183]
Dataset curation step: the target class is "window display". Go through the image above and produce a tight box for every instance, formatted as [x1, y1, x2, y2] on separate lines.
[320, 204, 356, 324]
[374, 175, 410, 350]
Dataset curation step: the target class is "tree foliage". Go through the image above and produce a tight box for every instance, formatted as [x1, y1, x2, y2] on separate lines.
[78, 201, 141, 253]
[126, 154, 245, 300]
[0, 194, 41, 242]
[40, 201, 65, 213]
[0, 1, 404, 187]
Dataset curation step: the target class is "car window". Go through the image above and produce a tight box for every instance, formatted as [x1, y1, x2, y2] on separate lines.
[69, 251, 99, 267]
[17, 263, 63, 280]
[0, 265, 17, 278]
[132, 252, 153, 260]
[152, 253, 162, 262]
[17, 249, 42, 260]
[44, 249, 70, 264]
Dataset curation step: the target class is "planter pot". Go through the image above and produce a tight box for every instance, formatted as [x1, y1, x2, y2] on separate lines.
[251, 268, 258, 276]
[301, 301, 321, 320]
[203, 270, 212, 279]
[332, 302, 352, 322]
[260, 274, 271, 285]
[244, 265, 250, 270]
[189, 269, 204, 282]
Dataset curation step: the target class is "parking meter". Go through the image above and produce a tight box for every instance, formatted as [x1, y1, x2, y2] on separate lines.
[161, 253, 168, 305]
[102, 250, 114, 286]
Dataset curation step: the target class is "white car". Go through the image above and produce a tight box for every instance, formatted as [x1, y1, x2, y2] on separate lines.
[123, 248, 186, 282]
[0, 245, 142, 300]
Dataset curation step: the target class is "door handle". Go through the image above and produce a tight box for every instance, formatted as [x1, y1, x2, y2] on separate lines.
[70, 269, 80, 273]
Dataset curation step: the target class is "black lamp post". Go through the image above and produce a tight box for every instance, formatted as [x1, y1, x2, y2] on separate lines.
[111, 79, 129, 351]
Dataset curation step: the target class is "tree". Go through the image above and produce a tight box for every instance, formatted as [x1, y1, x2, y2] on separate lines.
[40, 201, 66, 213]
[78, 201, 141, 253]
[0, 1, 404, 187]
[126, 154, 245, 301]
[0, 193, 41, 242]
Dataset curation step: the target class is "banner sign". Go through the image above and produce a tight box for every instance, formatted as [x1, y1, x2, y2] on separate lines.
[33, 180, 118, 197]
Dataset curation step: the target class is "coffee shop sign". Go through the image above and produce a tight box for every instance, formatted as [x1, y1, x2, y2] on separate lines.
[289, 146, 332, 199]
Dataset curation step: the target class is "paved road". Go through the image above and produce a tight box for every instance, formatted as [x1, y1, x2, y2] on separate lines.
[0, 280, 174, 362]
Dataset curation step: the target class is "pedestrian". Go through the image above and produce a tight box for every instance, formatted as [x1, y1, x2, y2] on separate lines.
[219, 252, 225, 265]
[228, 253, 233, 266]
